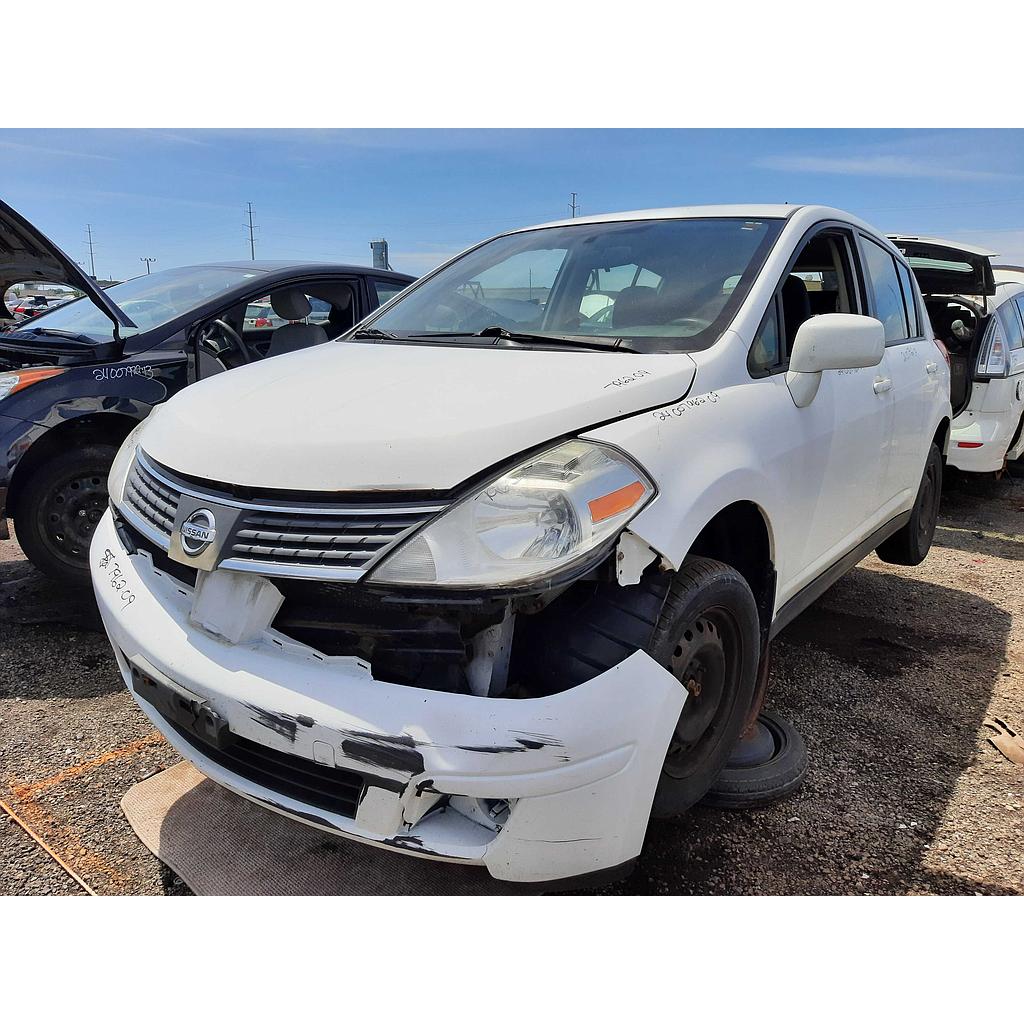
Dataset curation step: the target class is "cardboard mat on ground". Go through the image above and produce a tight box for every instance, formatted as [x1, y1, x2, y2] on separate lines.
[121, 761, 529, 896]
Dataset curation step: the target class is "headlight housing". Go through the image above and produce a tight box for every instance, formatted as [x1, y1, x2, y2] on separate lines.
[108, 423, 147, 507]
[370, 439, 654, 588]
[0, 368, 65, 401]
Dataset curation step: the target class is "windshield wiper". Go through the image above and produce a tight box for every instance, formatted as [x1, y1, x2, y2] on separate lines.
[351, 326, 400, 340]
[21, 327, 103, 347]
[471, 324, 640, 352]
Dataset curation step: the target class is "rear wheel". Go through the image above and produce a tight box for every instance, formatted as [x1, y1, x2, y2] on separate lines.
[876, 443, 942, 566]
[12, 443, 117, 586]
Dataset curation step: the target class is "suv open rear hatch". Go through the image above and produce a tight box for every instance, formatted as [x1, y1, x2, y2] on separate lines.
[888, 235, 998, 300]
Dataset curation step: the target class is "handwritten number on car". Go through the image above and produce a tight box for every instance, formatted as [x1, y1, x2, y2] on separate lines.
[97, 548, 136, 607]
[653, 391, 720, 421]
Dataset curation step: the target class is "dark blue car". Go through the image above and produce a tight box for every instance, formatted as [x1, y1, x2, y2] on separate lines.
[0, 198, 413, 583]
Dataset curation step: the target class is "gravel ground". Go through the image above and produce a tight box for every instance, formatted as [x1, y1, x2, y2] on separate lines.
[1, 474, 1022, 895]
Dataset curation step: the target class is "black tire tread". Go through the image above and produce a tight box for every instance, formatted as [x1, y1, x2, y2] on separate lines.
[702, 710, 808, 809]
[876, 443, 942, 566]
[12, 442, 118, 586]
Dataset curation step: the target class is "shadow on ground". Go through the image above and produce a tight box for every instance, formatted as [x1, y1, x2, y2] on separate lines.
[0, 549, 101, 630]
[601, 558, 1015, 895]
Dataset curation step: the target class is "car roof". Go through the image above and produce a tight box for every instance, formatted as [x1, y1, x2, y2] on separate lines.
[516, 204, 802, 232]
[994, 280, 1024, 302]
[181, 260, 414, 280]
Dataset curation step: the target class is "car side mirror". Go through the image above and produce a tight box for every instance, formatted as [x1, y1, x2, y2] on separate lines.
[786, 313, 885, 407]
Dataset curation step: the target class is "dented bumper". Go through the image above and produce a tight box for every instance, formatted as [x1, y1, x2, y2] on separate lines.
[91, 510, 683, 885]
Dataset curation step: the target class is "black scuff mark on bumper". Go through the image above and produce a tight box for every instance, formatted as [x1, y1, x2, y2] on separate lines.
[242, 702, 315, 743]
[382, 832, 458, 859]
[340, 731, 426, 774]
[455, 730, 569, 759]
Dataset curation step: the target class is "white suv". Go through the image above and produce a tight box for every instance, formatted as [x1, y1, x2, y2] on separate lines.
[92, 205, 951, 886]
[890, 236, 1024, 475]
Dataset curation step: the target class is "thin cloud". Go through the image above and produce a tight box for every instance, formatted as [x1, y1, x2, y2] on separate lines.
[756, 154, 1015, 182]
[77, 188, 237, 212]
[0, 139, 115, 161]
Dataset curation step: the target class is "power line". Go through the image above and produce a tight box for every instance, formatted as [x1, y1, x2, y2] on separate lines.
[140, 257, 157, 275]
[568, 192, 580, 218]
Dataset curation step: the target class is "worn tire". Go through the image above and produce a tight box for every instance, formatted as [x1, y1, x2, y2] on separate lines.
[876, 443, 942, 566]
[647, 559, 761, 818]
[12, 443, 117, 586]
[701, 710, 808, 809]
[528, 557, 760, 819]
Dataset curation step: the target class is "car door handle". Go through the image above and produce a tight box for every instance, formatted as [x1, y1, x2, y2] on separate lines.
[925, 361, 939, 374]
[873, 377, 893, 394]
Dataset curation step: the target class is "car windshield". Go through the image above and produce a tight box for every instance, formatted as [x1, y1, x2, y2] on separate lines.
[368, 217, 784, 352]
[25, 265, 266, 340]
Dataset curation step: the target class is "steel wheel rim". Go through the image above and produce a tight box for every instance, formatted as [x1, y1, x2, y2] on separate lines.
[43, 472, 108, 560]
[664, 607, 741, 780]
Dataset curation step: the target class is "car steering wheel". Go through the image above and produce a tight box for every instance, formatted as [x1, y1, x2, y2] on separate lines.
[198, 318, 251, 363]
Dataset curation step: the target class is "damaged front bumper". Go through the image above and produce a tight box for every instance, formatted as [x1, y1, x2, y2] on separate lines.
[91, 509, 684, 885]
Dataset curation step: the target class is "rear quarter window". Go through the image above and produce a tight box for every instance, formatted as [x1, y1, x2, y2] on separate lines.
[1000, 300, 1024, 350]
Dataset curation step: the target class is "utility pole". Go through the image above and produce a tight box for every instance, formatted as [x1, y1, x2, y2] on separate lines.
[246, 202, 257, 260]
[568, 192, 579, 218]
[85, 224, 96, 277]
[140, 257, 157, 275]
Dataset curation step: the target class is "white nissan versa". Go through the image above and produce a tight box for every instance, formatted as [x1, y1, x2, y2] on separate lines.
[92, 205, 950, 886]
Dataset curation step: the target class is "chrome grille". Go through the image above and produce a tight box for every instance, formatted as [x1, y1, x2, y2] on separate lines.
[119, 452, 446, 581]
[123, 456, 180, 545]
[231, 508, 438, 570]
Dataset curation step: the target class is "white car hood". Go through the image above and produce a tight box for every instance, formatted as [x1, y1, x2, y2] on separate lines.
[140, 341, 697, 491]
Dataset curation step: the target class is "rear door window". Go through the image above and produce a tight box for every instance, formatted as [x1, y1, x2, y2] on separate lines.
[372, 278, 408, 308]
[862, 237, 910, 344]
[895, 261, 921, 337]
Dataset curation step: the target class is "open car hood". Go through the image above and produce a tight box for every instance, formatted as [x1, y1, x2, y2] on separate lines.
[139, 341, 698, 492]
[889, 234, 997, 297]
[0, 198, 136, 329]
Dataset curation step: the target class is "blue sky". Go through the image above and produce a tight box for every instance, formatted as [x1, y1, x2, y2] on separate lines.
[2, 128, 1022, 283]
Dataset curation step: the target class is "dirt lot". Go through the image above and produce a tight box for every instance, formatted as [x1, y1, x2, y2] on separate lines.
[1, 476, 1022, 896]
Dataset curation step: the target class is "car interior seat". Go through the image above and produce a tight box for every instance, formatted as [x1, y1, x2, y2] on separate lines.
[315, 283, 356, 339]
[267, 289, 329, 357]
[781, 275, 812, 355]
[611, 285, 662, 329]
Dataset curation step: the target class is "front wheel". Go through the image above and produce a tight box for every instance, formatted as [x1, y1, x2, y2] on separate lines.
[12, 443, 118, 586]
[648, 558, 762, 818]
[520, 556, 761, 819]
[875, 443, 942, 566]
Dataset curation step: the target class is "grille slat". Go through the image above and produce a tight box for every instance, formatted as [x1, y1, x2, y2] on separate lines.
[120, 452, 445, 580]
[231, 544, 378, 564]
[234, 529, 405, 546]
[124, 459, 180, 543]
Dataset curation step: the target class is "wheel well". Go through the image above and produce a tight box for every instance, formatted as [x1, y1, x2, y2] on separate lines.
[933, 417, 950, 458]
[686, 501, 775, 639]
[8, 413, 139, 513]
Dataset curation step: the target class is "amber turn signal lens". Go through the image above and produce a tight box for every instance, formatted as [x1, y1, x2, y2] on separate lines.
[5, 368, 65, 394]
[588, 480, 647, 523]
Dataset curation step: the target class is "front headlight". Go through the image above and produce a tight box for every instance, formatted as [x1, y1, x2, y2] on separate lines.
[370, 440, 655, 587]
[108, 423, 147, 507]
[0, 368, 65, 401]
